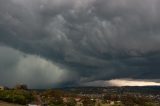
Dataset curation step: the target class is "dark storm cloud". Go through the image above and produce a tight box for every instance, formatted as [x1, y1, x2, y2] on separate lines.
[0, 0, 160, 87]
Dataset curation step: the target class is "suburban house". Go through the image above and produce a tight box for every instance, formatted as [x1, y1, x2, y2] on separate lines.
[28, 104, 41, 106]
[0, 86, 8, 90]
[15, 84, 28, 90]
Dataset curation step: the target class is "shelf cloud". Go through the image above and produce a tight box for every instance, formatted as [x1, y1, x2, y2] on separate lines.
[108, 79, 160, 87]
[81, 79, 160, 87]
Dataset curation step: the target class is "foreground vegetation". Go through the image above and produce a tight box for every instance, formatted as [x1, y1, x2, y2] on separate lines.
[0, 101, 24, 106]
[0, 86, 159, 106]
[0, 90, 34, 105]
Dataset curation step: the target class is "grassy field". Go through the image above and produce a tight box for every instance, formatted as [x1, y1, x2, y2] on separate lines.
[0, 101, 24, 106]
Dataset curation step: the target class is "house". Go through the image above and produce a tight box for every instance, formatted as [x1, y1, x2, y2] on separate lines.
[0, 86, 8, 90]
[77, 102, 83, 106]
[62, 97, 68, 103]
[28, 101, 41, 106]
[28, 104, 41, 106]
[75, 97, 81, 102]
[15, 84, 28, 90]
[110, 101, 115, 105]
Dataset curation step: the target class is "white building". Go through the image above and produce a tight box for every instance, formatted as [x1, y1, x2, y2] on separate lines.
[28, 104, 41, 106]
[0, 86, 8, 90]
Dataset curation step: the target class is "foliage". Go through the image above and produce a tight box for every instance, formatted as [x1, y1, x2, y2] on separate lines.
[121, 94, 153, 106]
[0, 90, 34, 105]
[65, 98, 76, 106]
[82, 97, 96, 106]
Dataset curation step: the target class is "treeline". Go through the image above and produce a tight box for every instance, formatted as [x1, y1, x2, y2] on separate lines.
[40, 89, 77, 106]
[0, 90, 34, 105]
[40, 89, 96, 106]
[64, 86, 160, 95]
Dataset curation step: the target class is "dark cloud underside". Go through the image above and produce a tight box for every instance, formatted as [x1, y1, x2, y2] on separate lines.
[0, 0, 160, 88]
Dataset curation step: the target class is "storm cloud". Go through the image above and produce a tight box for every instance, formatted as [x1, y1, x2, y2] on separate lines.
[0, 0, 160, 88]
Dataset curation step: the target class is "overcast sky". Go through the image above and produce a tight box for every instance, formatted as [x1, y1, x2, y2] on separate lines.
[0, 0, 160, 88]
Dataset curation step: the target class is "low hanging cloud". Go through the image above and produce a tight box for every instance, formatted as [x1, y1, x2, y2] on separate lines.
[0, 46, 76, 88]
[0, 0, 160, 87]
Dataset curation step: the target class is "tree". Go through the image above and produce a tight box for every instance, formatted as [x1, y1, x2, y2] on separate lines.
[82, 97, 95, 106]
[66, 98, 76, 106]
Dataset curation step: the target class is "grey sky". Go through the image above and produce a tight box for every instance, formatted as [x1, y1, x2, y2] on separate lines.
[0, 0, 160, 88]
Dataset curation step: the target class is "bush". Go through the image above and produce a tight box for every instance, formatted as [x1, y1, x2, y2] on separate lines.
[0, 90, 34, 105]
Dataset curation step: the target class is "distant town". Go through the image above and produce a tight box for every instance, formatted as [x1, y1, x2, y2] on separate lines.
[0, 85, 160, 106]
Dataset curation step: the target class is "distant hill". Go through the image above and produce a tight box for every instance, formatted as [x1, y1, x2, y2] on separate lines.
[60, 86, 160, 94]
